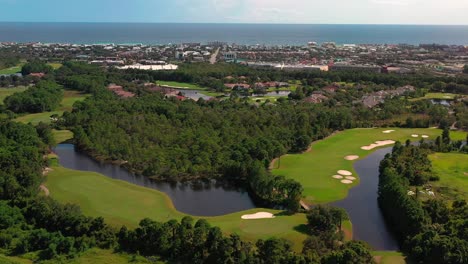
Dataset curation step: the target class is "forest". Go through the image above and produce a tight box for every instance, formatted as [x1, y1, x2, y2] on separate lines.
[3, 80, 63, 113]
[378, 134, 468, 264]
[0, 119, 376, 263]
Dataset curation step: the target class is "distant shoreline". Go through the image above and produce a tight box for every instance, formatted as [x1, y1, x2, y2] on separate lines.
[1, 23, 468, 46]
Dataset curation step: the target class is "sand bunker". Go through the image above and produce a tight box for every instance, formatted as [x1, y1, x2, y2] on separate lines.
[345, 176, 357, 180]
[241, 212, 275, 220]
[412, 134, 419, 138]
[361, 140, 396, 150]
[422, 135, 429, 138]
[382, 130, 395, 134]
[341, 180, 353, 184]
[344, 155, 359, 161]
[338, 170, 353, 176]
[332, 175, 344, 179]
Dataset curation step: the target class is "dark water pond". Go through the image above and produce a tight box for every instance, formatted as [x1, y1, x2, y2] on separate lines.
[331, 147, 399, 251]
[54, 143, 399, 250]
[174, 89, 213, 101]
[53, 144, 255, 216]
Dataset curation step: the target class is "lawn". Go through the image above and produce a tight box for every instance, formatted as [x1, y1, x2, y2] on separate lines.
[409, 92, 461, 101]
[1, 248, 157, 264]
[373, 251, 410, 264]
[0, 87, 28, 104]
[156, 80, 209, 90]
[45, 164, 316, 251]
[14, 90, 89, 125]
[272, 128, 467, 204]
[429, 152, 468, 201]
[52, 129, 74, 143]
[47, 63, 63, 69]
[0, 66, 21, 75]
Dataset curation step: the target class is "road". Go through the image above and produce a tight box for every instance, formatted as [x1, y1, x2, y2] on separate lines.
[210, 47, 220, 64]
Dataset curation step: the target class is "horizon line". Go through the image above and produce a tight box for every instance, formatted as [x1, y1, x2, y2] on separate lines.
[1, 21, 468, 26]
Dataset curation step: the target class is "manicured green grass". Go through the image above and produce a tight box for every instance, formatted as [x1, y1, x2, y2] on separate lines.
[373, 251, 410, 264]
[250, 96, 287, 103]
[272, 128, 467, 204]
[0, 66, 21, 75]
[52, 129, 74, 143]
[2, 249, 156, 264]
[409, 92, 460, 101]
[14, 91, 88, 125]
[14, 111, 63, 125]
[156, 81, 208, 90]
[47, 63, 63, 70]
[46, 165, 315, 250]
[0, 254, 32, 264]
[429, 152, 468, 200]
[0, 87, 28, 104]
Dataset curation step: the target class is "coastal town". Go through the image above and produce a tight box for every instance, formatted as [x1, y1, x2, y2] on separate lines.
[1, 41, 468, 77]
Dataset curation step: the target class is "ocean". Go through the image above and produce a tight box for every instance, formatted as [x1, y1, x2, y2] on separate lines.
[0, 23, 468, 46]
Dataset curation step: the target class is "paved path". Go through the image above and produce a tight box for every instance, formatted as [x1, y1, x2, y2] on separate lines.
[40, 184, 50, 196]
[210, 47, 220, 64]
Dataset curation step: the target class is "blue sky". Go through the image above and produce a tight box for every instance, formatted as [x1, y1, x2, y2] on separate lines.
[0, 0, 467, 25]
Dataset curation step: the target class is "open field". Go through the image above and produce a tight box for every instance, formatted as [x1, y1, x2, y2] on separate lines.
[0, 66, 21, 75]
[272, 128, 467, 204]
[45, 164, 318, 251]
[47, 63, 63, 69]
[429, 152, 468, 201]
[52, 129, 74, 143]
[14, 91, 88, 125]
[410, 92, 461, 101]
[156, 80, 209, 90]
[0, 87, 28, 104]
[250, 96, 287, 103]
[46, 157, 354, 252]
[1, 248, 156, 264]
[373, 251, 410, 264]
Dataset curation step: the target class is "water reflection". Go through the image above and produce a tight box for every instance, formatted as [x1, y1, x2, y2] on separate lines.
[53, 144, 255, 216]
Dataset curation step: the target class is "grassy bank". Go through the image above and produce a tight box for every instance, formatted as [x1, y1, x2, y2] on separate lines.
[373, 251, 409, 264]
[45, 164, 318, 251]
[0, 66, 21, 75]
[271, 128, 467, 204]
[429, 152, 468, 201]
[15, 91, 88, 125]
[0, 87, 28, 104]
[156, 81, 209, 90]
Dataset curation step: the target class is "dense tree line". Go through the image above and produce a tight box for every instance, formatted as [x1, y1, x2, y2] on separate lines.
[378, 141, 468, 263]
[4, 80, 63, 113]
[0, 120, 375, 263]
[21, 60, 53, 76]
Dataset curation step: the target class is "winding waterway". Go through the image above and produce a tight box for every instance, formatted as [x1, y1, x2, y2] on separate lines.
[53, 144, 255, 216]
[332, 147, 399, 250]
[53, 143, 398, 250]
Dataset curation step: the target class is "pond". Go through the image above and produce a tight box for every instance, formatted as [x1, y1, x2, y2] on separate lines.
[53, 143, 399, 250]
[331, 147, 399, 250]
[53, 144, 255, 217]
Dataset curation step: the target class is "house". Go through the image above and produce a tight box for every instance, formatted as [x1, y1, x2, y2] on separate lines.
[304, 93, 328, 104]
[30, 72, 46, 78]
[107, 84, 135, 98]
[225, 83, 250, 90]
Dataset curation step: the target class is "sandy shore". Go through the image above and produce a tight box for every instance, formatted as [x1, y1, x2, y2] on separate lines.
[361, 140, 396, 151]
[341, 180, 353, 184]
[344, 155, 359, 161]
[241, 212, 275, 220]
[337, 170, 353, 176]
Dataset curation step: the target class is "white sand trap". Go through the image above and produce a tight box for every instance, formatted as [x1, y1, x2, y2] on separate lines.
[382, 130, 395, 134]
[422, 135, 429, 138]
[345, 176, 356, 180]
[341, 180, 353, 184]
[332, 175, 344, 179]
[338, 170, 352, 176]
[361, 140, 396, 150]
[412, 134, 419, 138]
[344, 155, 359, 161]
[241, 212, 275, 220]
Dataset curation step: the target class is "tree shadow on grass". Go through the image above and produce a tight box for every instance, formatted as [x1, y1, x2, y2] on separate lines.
[293, 224, 311, 236]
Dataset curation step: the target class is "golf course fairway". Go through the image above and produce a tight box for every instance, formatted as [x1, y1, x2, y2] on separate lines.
[271, 128, 466, 204]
